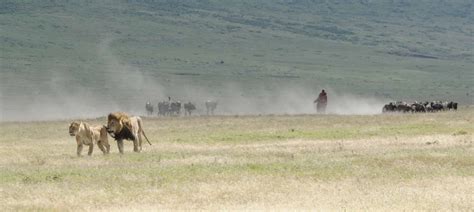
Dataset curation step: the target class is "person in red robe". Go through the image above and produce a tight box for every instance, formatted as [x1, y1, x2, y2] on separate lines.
[314, 89, 328, 113]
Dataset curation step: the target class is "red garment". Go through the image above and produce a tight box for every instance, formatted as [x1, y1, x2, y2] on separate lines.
[317, 92, 327, 104]
[314, 91, 328, 113]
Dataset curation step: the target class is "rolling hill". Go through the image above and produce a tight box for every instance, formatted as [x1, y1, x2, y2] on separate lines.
[0, 0, 473, 120]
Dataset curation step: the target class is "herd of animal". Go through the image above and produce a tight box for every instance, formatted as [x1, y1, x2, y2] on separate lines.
[146, 99, 218, 116]
[382, 101, 458, 113]
[68, 112, 151, 156]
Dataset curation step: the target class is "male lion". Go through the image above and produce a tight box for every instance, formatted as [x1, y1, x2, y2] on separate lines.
[68, 121, 110, 156]
[105, 112, 152, 154]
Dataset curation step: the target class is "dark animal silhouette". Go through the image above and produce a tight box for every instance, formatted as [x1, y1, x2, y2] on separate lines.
[184, 102, 196, 116]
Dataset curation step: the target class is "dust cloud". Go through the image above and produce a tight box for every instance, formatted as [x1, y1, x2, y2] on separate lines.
[0, 38, 388, 122]
[174, 83, 387, 116]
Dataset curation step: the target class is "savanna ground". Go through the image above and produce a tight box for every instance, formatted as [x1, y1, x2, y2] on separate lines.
[0, 108, 473, 210]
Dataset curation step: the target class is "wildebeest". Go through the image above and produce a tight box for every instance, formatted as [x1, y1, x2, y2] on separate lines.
[205, 100, 218, 115]
[423, 101, 433, 112]
[145, 101, 154, 115]
[395, 102, 413, 113]
[158, 101, 170, 116]
[383, 100, 459, 113]
[184, 102, 196, 116]
[382, 101, 420, 113]
[431, 101, 444, 112]
[411, 102, 426, 113]
[382, 102, 397, 113]
[447, 101, 458, 110]
[169, 101, 182, 116]
[397, 105, 413, 113]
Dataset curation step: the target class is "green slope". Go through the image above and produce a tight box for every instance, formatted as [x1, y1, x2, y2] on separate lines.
[0, 0, 473, 120]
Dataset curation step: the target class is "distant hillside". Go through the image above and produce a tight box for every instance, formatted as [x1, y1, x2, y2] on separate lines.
[1, 0, 473, 120]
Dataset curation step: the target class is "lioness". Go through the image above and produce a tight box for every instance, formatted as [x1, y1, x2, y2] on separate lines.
[69, 121, 110, 156]
[105, 112, 152, 154]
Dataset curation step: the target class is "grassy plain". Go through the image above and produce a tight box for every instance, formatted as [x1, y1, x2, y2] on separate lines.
[0, 109, 473, 210]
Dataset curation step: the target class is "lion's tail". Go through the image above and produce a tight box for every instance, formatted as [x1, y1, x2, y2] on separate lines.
[138, 117, 152, 145]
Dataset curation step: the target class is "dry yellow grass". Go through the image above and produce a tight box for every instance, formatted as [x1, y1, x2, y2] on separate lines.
[0, 109, 473, 210]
